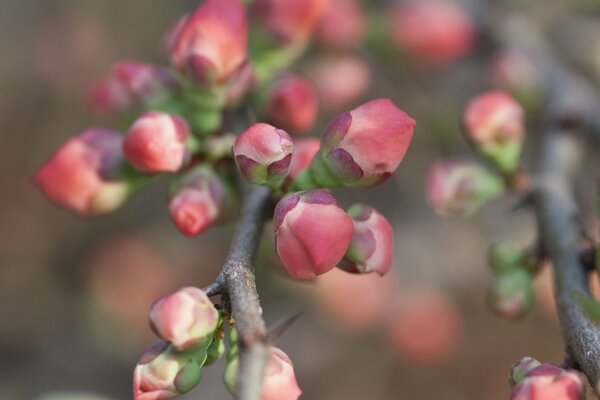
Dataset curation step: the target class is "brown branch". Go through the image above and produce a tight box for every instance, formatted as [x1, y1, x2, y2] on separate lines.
[205, 183, 273, 400]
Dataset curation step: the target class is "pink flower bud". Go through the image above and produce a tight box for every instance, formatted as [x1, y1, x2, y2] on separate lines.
[309, 56, 371, 112]
[390, 0, 475, 65]
[168, 167, 231, 237]
[463, 91, 525, 172]
[511, 365, 586, 400]
[274, 190, 353, 279]
[88, 61, 174, 114]
[254, 0, 329, 44]
[124, 111, 190, 173]
[265, 74, 318, 133]
[149, 287, 219, 351]
[133, 340, 202, 400]
[288, 138, 320, 181]
[319, 99, 415, 187]
[224, 347, 302, 400]
[233, 123, 294, 185]
[510, 357, 542, 387]
[34, 129, 128, 217]
[491, 50, 541, 101]
[169, 0, 248, 86]
[315, 0, 365, 49]
[339, 204, 394, 275]
[487, 269, 534, 321]
[426, 159, 504, 216]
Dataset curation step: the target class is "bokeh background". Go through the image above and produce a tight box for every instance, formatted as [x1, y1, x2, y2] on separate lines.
[1, 0, 598, 399]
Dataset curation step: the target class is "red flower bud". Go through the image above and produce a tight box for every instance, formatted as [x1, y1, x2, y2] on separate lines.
[319, 98, 415, 187]
[254, 0, 328, 44]
[339, 204, 394, 275]
[169, 0, 248, 86]
[149, 287, 219, 351]
[168, 167, 231, 237]
[124, 111, 190, 173]
[88, 61, 174, 114]
[288, 138, 320, 181]
[133, 340, 202, 400]
[316, 0, 365, 49]
[34, 129, 128, 217]
[511, 364, 586, 400]
[309, 56, 371, 112]
[426, 159, 504, 216]
[463, 91, 525, 172]
[266, 74, 318, 133]
[233, 123, 294, 185]
[390, 0, 475, 65]
[274, 189, 353, 279]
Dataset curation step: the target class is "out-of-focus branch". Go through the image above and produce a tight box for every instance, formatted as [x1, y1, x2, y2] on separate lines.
[205, 183, 273, 400]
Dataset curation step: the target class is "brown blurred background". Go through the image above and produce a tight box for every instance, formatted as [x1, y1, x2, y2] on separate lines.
[0, 0, 592, 399]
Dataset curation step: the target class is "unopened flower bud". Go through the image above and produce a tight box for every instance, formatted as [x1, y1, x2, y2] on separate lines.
[390, 0, 475, 65]
[491, 50, 541, 109]
[149, 287, 219, 351]
[169, 0, 248, 86]
[224, 347, 302, 400]
[510, 357, 542, 387]
[287, 138, 320, 181]
[339, 204, 394, 276]
[309, 56, 371, 112]
[463, 91, 525, 173]
[489, 240, 525, 274]
[426, 159, 505, 216]
[124, 111, 190, 174]
[511, 364, 586, 400]
[233, 123, 294, 185]
[487, 269, 534, 321]
[296, 99, 415, 189]
[169, 166, 234, 237]
[274, 190, 353, 279]
[133, 340, 203, 400]
[265, 74, 318, 133]
[254, 0, 328, 44]
[316, 0, 365, 49]
[34, 129, 129, 217]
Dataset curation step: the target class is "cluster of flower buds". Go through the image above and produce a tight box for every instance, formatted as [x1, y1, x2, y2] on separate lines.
[426, 159, 504, 216]
[486, 241, 535, 321]
[462, 91, 525, 174]
[134, 287, 221, 399]
[509, 358, 586, 400]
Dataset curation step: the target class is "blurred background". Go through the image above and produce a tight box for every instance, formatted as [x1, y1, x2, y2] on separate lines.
[1, 0, 599, 399]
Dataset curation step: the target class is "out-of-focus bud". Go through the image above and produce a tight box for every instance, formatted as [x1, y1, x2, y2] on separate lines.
[233, 123, 294, 186]
[265, 74, 318, 133]
[339, 204, 394, 275]
[123, 111, 190, 174]
[309, 56, 371, 112]
[224, 63, 256, 106]
[88, 61, 174, 114]
[510, 357, 542, 387]
[169, 166, 234, 237]
[295, 99, 415, 189]
[169, 0, 248, 86]
[510, 364, 586, 400]
[133, 340, 203, 400]
[254, 0, 328, 44]
[426, 159, 504, 216]
[287, 138, 320, 181]
[488, 240, 525, 274]
[487, 269, 534, 321]
[224, 347, 302, 400]
[149, 287, 219, 351]
[388, 289, 463, 364]
[491, 50, 541, 109]
[315, 0, 365, 49]
[34, 129, 128, 217]
[463, 91, 525, 173]
[274, 190, 353, 279]
[389, 0, 475, 65]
